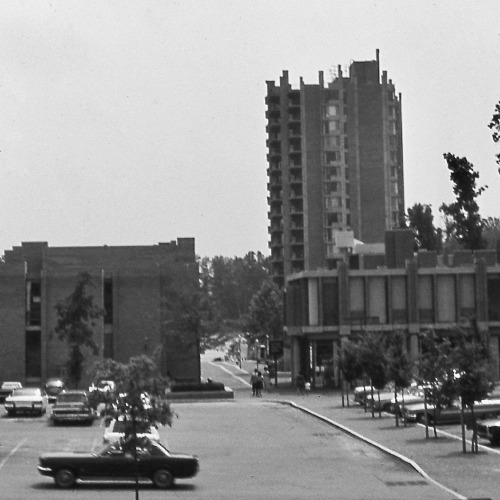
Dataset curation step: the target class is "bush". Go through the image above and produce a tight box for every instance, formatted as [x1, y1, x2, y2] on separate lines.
[170, 382, 225, 392]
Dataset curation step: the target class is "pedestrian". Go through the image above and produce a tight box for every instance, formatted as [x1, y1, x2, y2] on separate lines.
[296, 372, 306, 395]
[263, 366, 271, 392]
[256, 371, 264, 397]
[250, 369, 259, 396]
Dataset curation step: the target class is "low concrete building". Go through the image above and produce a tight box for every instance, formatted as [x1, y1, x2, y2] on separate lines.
[285, 231, 500, 388]
[0, 239, 200, 387]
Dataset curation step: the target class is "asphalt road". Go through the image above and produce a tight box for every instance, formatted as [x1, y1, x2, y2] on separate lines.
[0, 356, 459, 500]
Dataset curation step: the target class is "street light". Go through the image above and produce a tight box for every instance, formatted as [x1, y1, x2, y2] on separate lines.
[238, 335, 242, 369]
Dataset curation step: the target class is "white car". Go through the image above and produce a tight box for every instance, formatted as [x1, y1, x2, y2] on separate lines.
[102, 418, 161, 444]
[5, 387, 48, 416]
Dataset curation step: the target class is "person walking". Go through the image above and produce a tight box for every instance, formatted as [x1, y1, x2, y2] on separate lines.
[256, 371, 264, 397]
[296, 372, 306, 395]
[263, 366, 271, 392]
[250, 369, 259, 397]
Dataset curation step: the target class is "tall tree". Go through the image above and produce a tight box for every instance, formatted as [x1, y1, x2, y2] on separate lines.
[338, 339, 363, 407]
[439, 153, 487, 250]
[198, 252, 270, 348]
[91, 355, 175, 498]
[451, 320, 494, 453]
[245, 279, 283, 345]
[488, 101, 500, 167]
[357, 331, 388, 418]
[406, 203, 440, 251]
[54, 272, 104, 388]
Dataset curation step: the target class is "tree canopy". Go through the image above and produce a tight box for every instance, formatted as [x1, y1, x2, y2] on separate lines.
[439, 153, 487, 250]
[54, 271, 104, 388]
[406, 203, 440, 251]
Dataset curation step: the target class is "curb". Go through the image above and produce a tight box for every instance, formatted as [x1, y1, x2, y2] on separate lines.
[287, 400, 467, 500]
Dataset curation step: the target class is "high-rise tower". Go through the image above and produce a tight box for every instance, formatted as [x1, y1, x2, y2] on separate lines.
[266, 51, 404, 286]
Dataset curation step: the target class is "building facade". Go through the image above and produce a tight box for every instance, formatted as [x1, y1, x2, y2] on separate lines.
[0, 239, 200, 387]
[266, 50, 404, 286]
[285, 231, 500, 387]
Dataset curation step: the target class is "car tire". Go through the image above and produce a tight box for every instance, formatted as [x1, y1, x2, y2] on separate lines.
[7, 410, 15, 417]
[54, 468, 76, 488]
[153, 469, 174, 489]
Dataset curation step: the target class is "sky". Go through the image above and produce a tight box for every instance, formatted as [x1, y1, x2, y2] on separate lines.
[1, 1, 499, 259]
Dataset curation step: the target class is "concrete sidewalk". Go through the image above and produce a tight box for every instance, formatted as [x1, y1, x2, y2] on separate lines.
[258, 384, 498, 500]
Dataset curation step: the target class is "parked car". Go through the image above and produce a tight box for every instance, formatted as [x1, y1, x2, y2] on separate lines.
[50, 390, 94, 425]
[89, 379, 116, 394]
[0, 381, 22, 403]
[402, 398, 500, 425]
[4, 387, 48, 416]
[476, 417, 500, 445]
[103, 417, 161, 444]
[37, 438, 199, 489]
[44, 379, 66, 404]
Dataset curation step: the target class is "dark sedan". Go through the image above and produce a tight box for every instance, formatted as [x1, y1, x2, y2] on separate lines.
[38, 439, 199, 489]
[477, 418, 500, 445]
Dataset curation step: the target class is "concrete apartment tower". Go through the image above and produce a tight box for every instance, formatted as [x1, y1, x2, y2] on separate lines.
[266, 50, 404, 286]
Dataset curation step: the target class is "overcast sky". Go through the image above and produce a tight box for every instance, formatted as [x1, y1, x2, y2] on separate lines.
[1, 1, 499, 258]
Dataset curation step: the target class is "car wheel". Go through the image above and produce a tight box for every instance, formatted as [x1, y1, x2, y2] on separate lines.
[54, 468, 76, 488]
[153, 469, 174, 489]
[7, 410, 15, 417]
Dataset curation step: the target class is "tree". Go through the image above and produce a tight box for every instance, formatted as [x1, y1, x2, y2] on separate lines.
[406, 203, 440, 252]
[483, 217, 500, 249]
[54, 272, 104, 388]
[338, 339, 363, 407]
[488, 101, 500, 167]
[91, 354, 176, 499]
[245, 279, 283, 347]
[357, 331, 388, 418]
[439, 153, 487, 250]
[451, 320, 495, 453]
[385, 331, 414, 426]
[418, 330, 458, 438]
[198, 252, 270, 349]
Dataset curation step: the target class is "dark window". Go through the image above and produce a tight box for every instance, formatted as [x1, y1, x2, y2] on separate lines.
[27, 281, 41, 326]
[104, 279, 113, 324]
[322, 278, 339, 325]
[488, 275, 500, 321]
[25, 331, 41, 379]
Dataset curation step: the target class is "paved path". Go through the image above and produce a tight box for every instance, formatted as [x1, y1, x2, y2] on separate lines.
[208, 359, 499, 500]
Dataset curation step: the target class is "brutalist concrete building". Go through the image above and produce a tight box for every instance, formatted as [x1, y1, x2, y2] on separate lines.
[266, 50, 404, 287]
[285, 230, 500, 388]
[0, 238, 200, 387]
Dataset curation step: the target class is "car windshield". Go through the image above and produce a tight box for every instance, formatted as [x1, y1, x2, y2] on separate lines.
[58, 393, 86, 403]
[2, 382, 22, 390]
[12, 388, 39, 396]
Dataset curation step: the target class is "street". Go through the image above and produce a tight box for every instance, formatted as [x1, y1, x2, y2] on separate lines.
[0, 357, 459, 500]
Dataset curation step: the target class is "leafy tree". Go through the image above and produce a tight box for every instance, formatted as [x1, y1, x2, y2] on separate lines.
[198, 252, 270, 349]
[54, 272, 104, 388]
[245, 279, 283, 347]
[357, 331, 388, 418]
[488, 101, 500, 167]
[439, 153, 487, 250]
[418, 330, 458, 438]
[407, 203, 440, 252]
[452, 320, 494, 453]
[91, 355, 176, 498]
[338, 339, 363, 407]
[385, 331, 414, 426]
[483, 217, 500, 249]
